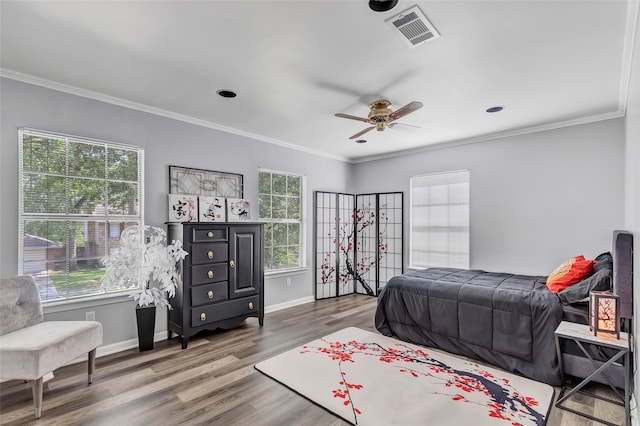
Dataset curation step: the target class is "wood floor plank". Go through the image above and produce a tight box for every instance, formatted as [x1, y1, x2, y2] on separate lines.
[0, 294, 625, 425]
[176, 365, 257, 403]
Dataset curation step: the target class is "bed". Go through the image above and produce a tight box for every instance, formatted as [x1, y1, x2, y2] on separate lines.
[375, 230, 633, 387]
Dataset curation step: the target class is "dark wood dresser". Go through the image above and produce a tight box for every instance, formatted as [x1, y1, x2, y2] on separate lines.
[167, 222, 264, 349]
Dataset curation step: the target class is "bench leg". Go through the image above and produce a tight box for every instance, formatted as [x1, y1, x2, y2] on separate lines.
[88, 348, 96, 384]
[32, 377, 43, 419]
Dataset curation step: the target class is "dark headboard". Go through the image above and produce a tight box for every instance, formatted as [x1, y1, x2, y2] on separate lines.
[613, 230, 634, 319]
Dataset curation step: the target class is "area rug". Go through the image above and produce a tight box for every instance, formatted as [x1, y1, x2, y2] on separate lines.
[255, 327, 553, 425]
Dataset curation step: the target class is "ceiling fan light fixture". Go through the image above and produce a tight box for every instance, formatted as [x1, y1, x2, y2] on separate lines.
[369, 0, 398, 12]
[355, 139, 367, 144]
[335, 99, 423, 139]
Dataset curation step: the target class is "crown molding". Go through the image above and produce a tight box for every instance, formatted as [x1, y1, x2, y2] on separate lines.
[617, 0, 640, 115]
[1, 53, 632, 166]
[0, 68, 351, 163]
[351, 110, 625, 164]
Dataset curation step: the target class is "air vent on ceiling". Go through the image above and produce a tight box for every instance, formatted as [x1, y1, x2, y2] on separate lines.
[386, 5, 439, 48]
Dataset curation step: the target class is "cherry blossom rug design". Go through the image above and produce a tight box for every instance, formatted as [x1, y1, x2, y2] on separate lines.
[254, 327, 553, 425]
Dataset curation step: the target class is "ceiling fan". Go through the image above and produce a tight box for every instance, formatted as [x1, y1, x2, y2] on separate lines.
[335, 100, 423, 139]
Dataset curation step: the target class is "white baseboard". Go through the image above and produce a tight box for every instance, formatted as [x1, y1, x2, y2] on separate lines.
[67, 331, 169, 365]
[264, 296, 315, 313]
[69, 297, 315, 363]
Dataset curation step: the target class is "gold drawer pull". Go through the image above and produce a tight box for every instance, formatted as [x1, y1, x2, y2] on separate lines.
[248, 302, 254, 310]
[200, 313, 206, 321]
[207, 251, 214, 259]
[207, 231, 214, 238]
[229, 260, 235, 268]
[207, 290, 214, 299]
[207, 270, 214, 279]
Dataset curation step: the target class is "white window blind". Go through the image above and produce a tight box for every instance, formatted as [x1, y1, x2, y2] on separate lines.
[410, 170, 469, 269]
[18, 128, 144, 303]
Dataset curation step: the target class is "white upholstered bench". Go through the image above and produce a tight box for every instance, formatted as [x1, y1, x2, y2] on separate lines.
[0, 276, 103, 418]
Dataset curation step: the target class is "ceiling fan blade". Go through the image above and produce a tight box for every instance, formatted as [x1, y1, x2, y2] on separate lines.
[388, 122, 422, 129]
[389, 101, 423, 121]
[349, 126, 375, 139]
[335, 113, 370, 123]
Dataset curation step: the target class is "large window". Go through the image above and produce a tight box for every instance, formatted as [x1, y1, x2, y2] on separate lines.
[410, 170, 469, 269]
[258, 169, 305, 272]
[19, 129, 144, 303]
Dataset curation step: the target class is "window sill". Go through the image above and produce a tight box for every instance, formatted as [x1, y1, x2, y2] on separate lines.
[265, 267, 309, 278]
[43, 291, 136, 314]
[42, 268, 311, 313]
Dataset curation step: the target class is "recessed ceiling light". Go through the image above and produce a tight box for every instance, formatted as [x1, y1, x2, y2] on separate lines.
[486, 106, 504, 113]
[217, 90, 237, 98]
[355, 139, 367, 144]
[369, 0, 398, 12]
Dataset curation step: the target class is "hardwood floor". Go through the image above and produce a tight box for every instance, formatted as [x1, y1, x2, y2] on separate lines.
[0, 295, 626, 425]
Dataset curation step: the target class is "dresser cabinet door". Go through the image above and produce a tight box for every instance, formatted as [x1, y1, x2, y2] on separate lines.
[228, 226, 262, 299]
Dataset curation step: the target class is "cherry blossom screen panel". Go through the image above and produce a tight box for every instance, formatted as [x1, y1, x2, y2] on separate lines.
[355, 193, 403, 296]
[354, 194, 377, 295]
[315, 191, 355, 299]
[373, 192, 403, 293]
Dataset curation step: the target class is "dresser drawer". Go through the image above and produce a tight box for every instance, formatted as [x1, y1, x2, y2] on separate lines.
[191, 242, 228, 264]
[191, 282, 228, 306]
[191, 295, 260, 327]
[190, 263, 228, 285]
[192, 227, 228, 243]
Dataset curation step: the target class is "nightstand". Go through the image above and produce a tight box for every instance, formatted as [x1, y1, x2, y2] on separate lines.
[554, 321, 630, 426]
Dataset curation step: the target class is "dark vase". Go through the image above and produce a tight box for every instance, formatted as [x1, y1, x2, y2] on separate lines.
[135, 305, 156, 352]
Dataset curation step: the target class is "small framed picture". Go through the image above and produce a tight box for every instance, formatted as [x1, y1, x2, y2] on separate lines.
[168, 194, 198, 222]
[227, 198, 250, 221]
[199, 196, 226, 222]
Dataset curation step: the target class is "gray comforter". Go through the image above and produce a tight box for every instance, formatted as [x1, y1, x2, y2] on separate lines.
[375, 267, 564, 386]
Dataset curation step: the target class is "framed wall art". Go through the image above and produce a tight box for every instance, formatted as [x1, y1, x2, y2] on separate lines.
[168, 194, 198, 222]
[199, 196, 226, 222]
[227, 198, 250, 221]
[169, 165, 243, 198]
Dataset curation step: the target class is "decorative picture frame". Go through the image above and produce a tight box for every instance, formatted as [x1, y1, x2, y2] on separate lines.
[169, 165, 243, 198]
[227, 198, 251, 221]
[168, 194, 198, 222]
[198, 196, 226, 222]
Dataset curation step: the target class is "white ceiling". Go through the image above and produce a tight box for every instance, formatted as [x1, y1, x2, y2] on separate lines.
[1, 1, 637, 162]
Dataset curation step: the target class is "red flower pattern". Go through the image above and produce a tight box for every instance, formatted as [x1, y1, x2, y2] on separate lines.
[319, 207, 392, 296]
[301, 338, 546, 425]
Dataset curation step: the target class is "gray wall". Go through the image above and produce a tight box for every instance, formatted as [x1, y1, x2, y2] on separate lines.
[0, 77, 351, 347]
[353, 119, 625, 276]
[624, 10, 640, 407]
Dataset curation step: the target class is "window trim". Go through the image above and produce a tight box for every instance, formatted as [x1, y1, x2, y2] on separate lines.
[264, 266, 309, 278]
[18, 127, 145, 306]
[258, 168, 307, 272]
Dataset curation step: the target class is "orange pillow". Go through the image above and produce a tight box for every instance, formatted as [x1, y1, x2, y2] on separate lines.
[546, 255, 596, 293]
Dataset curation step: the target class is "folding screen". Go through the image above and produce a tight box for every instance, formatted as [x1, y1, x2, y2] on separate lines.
[315, 191, 403, 299]
[315, 192, 355, 299]
[354, 192, 404, 296]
